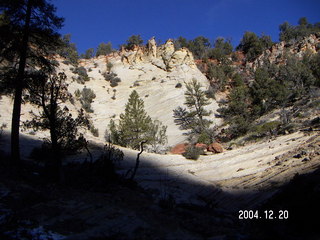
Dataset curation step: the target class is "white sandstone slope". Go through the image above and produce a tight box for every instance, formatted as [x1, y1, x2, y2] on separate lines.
[0, 38, 220, 147]
[75, 39, 220, 146]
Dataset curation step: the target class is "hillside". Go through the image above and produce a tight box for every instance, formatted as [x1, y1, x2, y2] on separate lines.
[1, 34, 320, 239]
[1, 38, 220, 148]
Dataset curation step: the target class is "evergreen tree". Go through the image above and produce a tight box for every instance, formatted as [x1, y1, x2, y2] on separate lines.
[188, 36, 210, 59]
[0, 0, 64, 163]
[125, 34, 143, 50]
[207, 37, 233, 62]
[96, 42, 113, 57]
[279, 17, 320, 42]
[109, 90, 167, 150]
[174, 36, 189, 49]
[24, 71, 88, 181]
[173, 79, 213, 142]
[237, 32, 273, 61]
[81, 48, 95, 59]
[57, 34, 79, 65]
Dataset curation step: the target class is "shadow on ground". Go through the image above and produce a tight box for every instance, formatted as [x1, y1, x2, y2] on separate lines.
[0, 132, 319, 239]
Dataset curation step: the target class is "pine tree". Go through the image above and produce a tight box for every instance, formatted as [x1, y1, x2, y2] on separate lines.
[58, 34, 79, 65]
[173, 79, 213, 142]
[81, 48, 94, 59]
[184, 79, 212, 131]
[0, 0, 64, 163]
[118, 90, 152, 149]
[96, 42, 113, 57]
[109, 90, 167, 150]
[24, 71, 88, 181]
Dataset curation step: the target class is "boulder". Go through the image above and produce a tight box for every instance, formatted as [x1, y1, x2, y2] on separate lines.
[195, 143, 208, 150]
[170, 143, 189, 154]
[207, 142, 223, 154]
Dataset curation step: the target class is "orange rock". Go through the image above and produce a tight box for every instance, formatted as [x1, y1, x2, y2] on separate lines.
[170, 143, 189, 154]
[195, 143, 208, 150]
[207, 142, 223, 153]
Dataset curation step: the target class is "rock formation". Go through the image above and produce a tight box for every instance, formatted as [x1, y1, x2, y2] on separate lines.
[207, 142, 224, 153]
[170, 143, 189, 154]
[147, 37, 157, 58]
[159, 39, 175, 66]
[121, 37, 197, 72]
[251, 34, 320, 70]
[121, 45, 145, 65]
[167, 47, 196, 71]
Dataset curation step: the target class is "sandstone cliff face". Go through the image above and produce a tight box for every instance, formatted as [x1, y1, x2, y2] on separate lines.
[120, 38, 197, 72]
[0, 37, 219, 148]
[250, 34, 320, 70]
[167, 47, 196, 71]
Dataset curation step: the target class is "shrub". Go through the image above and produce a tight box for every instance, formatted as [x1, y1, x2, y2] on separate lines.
[182, 146, 204, 160]
[175, 83, 182, 88]
[90, 125, 99, 137]
[205, 85, 216, 99]
[80, 87, 96, 113]
[73, 66, 89, 84]
[252, 121, 281, 137]
[106, 62, 113, 72]
[197, 132, 212, 145]
[74, 89, 81, 98]
[110, 77, 121, 87]
[103, 72, 121, 87]
[236, 31, 273, 61]
[206, 64, 230, 91]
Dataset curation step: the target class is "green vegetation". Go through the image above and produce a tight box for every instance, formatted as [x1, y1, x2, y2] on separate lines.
[109, 90, 167, 151]
[182, 146, 204, 160]
[90, 125, 99, 137]
[206, 63, 234, 92]
[24, 72, 88, 180]
[236, 32, 273, 61]
[103, 72, 121, 87]
[207, 37, 233, 63]
[81, 48, 95, 59]
[218, 48, 320, 139]
[173, 79, 213, 143]
[57, 34, 79, 65]
[96, 42, 113, 57]
[174, 36, 211, 59]
[0, 0, 64, 163]
[279, 17, 320, 42]
[72, 66, 89, 83]
[125, 34, 144, 50]
[78, 87, 96, 113]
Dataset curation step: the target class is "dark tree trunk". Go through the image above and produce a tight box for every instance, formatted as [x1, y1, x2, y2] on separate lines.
[130, 141, 146, 180]
[11, 0, 33, 164]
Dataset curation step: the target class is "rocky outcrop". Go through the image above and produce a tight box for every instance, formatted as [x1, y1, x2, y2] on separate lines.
[207, 142, 223, 153]
[159, 39, 175, 66]
[251, 34, 320, 70]
[121, 45, 145, 65]
[167, 47, 196, 71]
[170, 143, 189, 154]
[121, 37, 197, 72]
[147, 37, 157, 58]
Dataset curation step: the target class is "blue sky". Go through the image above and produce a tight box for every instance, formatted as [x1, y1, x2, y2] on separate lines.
[54, 0, 320, 54]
